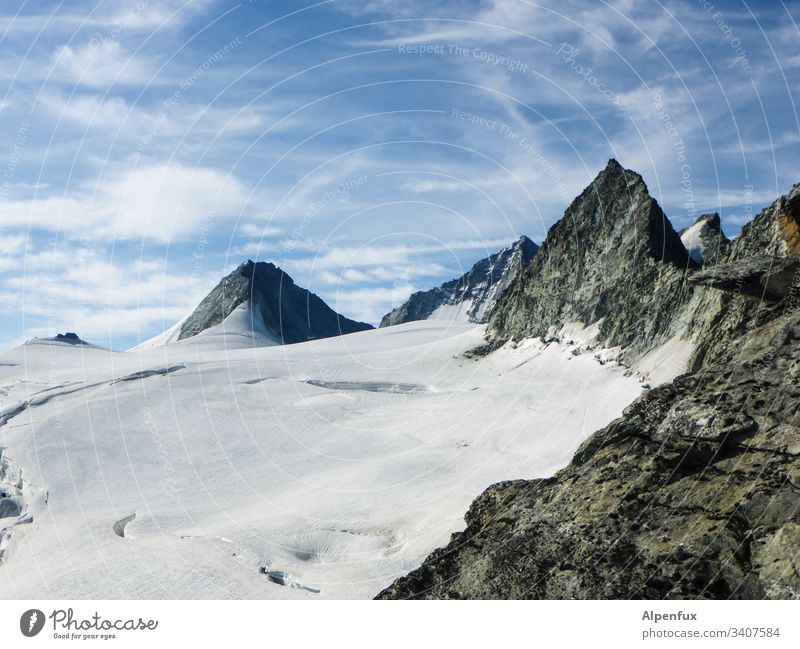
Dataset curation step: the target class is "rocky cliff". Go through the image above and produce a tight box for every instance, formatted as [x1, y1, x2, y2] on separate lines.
[377, 175, 800, 600]
[380, 236, 538, 327]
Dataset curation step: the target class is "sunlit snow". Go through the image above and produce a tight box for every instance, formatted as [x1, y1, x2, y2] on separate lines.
[0, 321, 642, 598]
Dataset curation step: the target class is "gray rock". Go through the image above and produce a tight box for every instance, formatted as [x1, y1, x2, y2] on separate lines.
[487, 159, 698, 364]
[689, 256, 800, 302]
[729, 183, 800, 258]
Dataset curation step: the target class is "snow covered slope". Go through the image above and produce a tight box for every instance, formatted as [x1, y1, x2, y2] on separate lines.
[135, 303, 282, 352]
[0, 322, 642, 599]
[380, 236, 538, 327]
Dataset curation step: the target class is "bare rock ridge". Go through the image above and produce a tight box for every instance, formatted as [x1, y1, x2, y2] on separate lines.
[177, 260, 373, 344]
[486, 159, 699, 364]
[377, 172, 800, 600]
[379, 236, 538, 327]
[690, 256, 800, 302]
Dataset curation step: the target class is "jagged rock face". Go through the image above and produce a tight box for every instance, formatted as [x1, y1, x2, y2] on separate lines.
[685, 185, 800, 371]
[733, 184, 800, 257]
[379, 236, 538, 327]
[177, 260, 372, 343]
[487, 160, 698, 362]
[377, 306, 800, 600]
[680, 212, 729, 264]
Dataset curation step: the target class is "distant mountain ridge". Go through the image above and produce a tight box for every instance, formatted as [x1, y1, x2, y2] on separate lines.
[380, 236, 538, 327]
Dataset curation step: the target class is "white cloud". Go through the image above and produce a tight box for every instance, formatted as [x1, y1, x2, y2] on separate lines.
[237, 222, 283, 238]
[4, 163, 249, 243]
[101, 0, 215, 31]
[284, 238, 516, 268]
[52, 40, 154, 87]
[106, 164, 247, 241]
[327, 283, 418, 324]
[0, 0, 213, 34]
[0, 246, 219, 345]
[42, 92, 138, 128]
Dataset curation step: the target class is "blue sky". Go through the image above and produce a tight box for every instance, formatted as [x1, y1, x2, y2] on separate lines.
[0, 0, 797, 350]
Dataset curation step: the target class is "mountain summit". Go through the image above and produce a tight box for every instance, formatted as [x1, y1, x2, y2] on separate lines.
[138, 260, 372, 349]
[380, 235, 538, 327]
[487, 159, 697, 362]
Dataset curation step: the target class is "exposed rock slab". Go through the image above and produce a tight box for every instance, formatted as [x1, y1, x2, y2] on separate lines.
[690, 256, 800, 302]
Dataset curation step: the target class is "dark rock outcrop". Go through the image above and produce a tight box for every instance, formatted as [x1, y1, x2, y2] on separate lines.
[177, 260, 372, 343]
[380, 236, 538, 327]
[54, 333, 86, 345]
[26, 332, 90, 346]
[690, 256, 800, 302]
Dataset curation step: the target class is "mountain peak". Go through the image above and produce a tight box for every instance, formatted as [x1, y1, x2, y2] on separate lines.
[696, 211, 721, 227]
[138, 260, 373, 348]
[556, 159, 691, 267]
[488, 161, 696, 361]
[599, 158, 646, 189]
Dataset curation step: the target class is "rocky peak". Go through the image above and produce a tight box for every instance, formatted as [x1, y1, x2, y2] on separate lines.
[175, 260, 372, 344]
[487, 160, 696, 361]
[566, 158, 691, 267]
[680, 212, 729, 264]
[379, 235, 538, 327]
[54, 332, 86, 345]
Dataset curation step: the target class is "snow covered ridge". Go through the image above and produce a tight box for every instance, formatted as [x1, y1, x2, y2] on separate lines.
[380, 235, 538, 327]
